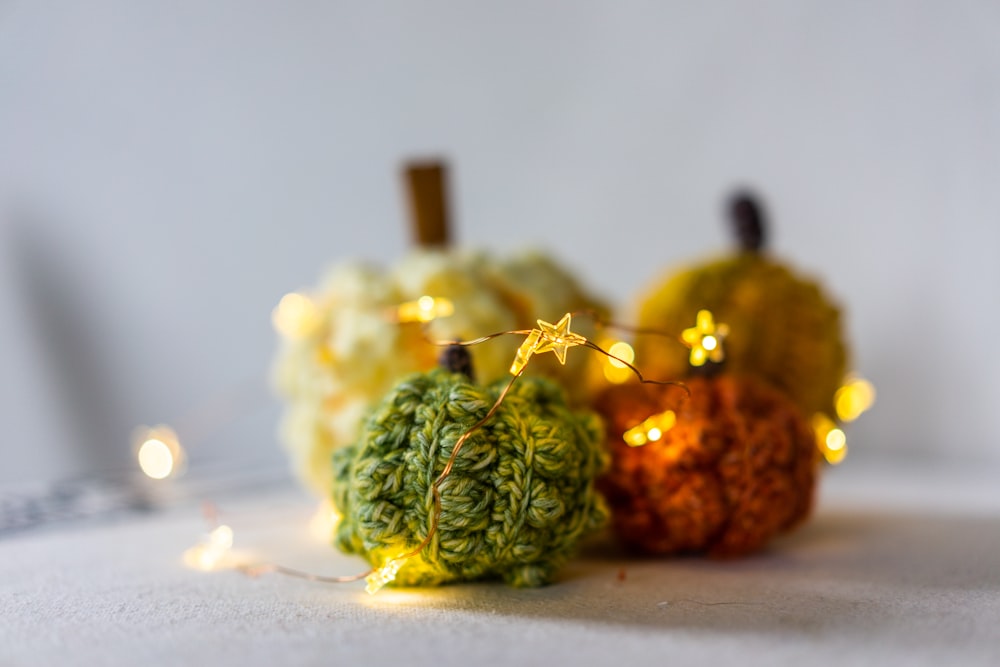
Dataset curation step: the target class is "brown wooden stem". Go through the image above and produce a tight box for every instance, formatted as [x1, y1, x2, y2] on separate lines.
[404, 161, 451, 247]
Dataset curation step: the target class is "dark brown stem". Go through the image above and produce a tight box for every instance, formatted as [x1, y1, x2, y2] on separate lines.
[727, 190, 766, 253]
[404, 160, 451, 247]
[438, 343, 475, 382]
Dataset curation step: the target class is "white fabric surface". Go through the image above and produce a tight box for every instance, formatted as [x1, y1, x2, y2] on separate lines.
[3, 459, 999, 667]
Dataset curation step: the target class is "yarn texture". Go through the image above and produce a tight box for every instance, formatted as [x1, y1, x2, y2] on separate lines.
[274, 248, 607, 495]
[634, 253, 847, 418]
[597, 375, 818, 557]
[333, 368, 609, 587]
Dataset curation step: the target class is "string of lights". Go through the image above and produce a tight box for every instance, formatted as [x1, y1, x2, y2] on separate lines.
[143, 294, 872, 593]
[177, 307, 692, 593]
[357, 310, 691, 593]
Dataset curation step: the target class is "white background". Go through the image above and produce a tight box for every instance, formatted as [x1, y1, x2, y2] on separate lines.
[2, 1, 998, 485]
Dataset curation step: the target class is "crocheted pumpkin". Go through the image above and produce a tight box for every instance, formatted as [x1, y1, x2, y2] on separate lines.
[596, 375, 817, 556]
[274, 248, 607, 495]
[332, 367, 609, 587]
[633, 193, 847, 418]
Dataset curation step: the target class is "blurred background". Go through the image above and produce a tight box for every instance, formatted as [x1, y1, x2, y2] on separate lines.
[1, 1, 998, 488]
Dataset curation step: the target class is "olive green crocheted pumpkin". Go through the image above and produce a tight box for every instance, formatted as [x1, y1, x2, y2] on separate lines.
[634, 193, 847, 418]
[332, 368, 609, 588]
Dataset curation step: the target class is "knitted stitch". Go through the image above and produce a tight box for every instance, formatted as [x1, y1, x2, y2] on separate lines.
[597, 375, 818, 556]
[332, 368, 608, 587]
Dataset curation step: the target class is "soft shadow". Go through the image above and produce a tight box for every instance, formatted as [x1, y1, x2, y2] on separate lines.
[6, 209, 123, 479]
[353, 509, 1000, 639]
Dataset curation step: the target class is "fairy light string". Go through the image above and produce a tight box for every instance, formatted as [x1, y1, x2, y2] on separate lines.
[616, 308, 874, 464]
[175, 299, 872, 588]
[358, 311, 688, 592]
[202, 308, 688, 594]
[621, 309, 730, 447]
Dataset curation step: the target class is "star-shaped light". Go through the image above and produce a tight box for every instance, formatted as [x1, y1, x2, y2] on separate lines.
[681, 309, 729, 367]
[365, 556, 405, 595]
[509, 313, 587, 375]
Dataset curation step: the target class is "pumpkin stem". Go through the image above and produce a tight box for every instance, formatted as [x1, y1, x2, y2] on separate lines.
[404, 160, 451, 248]
[439, 343, 475, 382]
[727, 190, 766, 253]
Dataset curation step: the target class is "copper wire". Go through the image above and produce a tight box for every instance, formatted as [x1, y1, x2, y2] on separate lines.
[240, 312, 689, 588]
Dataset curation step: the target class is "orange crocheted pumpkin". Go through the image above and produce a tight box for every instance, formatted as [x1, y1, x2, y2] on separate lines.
[596, 375, 818, 557]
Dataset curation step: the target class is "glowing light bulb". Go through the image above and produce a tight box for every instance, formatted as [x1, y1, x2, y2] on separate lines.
[138, 439, 174, 479]
[209, 525, 233, 550]
[602, 340, 635, 384]
[396, 296, 455, 323]
[812, 413, 848, 465]
[135, 425, 185, 480]
[184, 524, 234, 571]
[623, 410, 677, 447]
[272, 292, 321, 339]
[826, 428, 846, 452]
[365, 557, 404, 595]
[681, 310, 729, 367]
[834, 375, 876, 423]
[607, 341, 634, 369]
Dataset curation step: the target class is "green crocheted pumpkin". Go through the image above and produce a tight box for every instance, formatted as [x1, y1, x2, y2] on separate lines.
[332, 367, 608, 588]
[634, 193, 847, 417]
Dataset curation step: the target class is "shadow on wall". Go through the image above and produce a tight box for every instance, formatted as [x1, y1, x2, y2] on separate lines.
[5, 209, 125, 482]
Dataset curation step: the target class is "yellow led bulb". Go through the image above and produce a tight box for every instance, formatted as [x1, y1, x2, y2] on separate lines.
[396, 296, 455, 324]
[365, 557, 404, 595]
[623, 410, 677, 447]
[681, 310, 729, 367]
